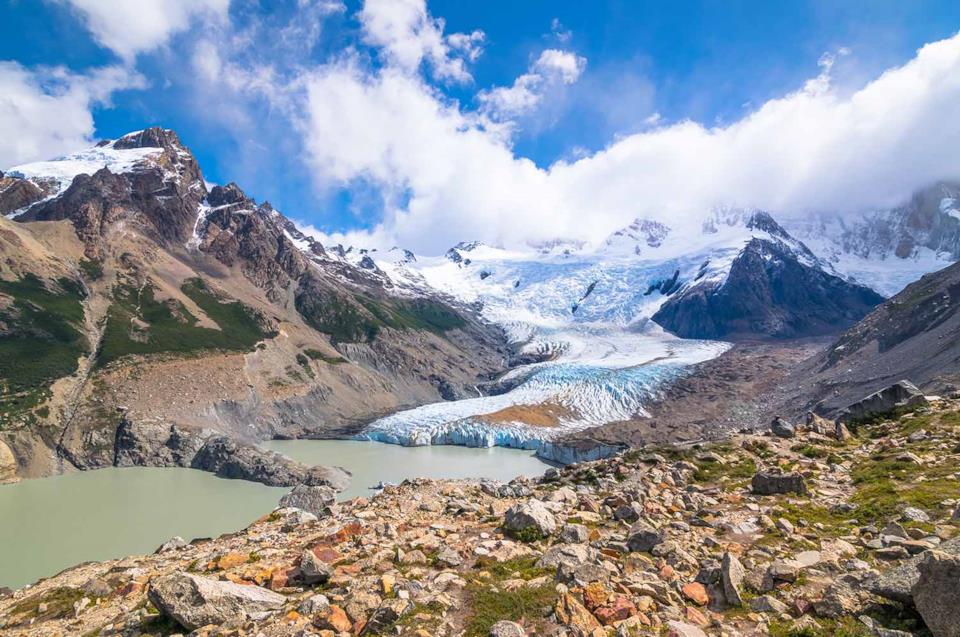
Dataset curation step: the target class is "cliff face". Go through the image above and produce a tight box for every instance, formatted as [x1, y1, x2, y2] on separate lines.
[0, 128, 509, 481]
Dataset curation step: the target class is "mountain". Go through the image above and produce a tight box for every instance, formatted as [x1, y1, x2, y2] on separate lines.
[787, 181, 960, 296]
[0, 129, 507, 480]
[651, 212, 884, 339]
[343, 208, 883, 454]
[780, 258, 960, 418]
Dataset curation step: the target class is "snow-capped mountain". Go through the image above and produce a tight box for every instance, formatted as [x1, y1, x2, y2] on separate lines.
[354, 208, 881, 452]
[786, 181, 960, 296]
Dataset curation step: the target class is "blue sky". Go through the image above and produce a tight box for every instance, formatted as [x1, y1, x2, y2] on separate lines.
[2, 1, 960, 252]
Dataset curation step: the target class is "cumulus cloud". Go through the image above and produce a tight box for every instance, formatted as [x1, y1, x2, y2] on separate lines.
[0, 62, 144, 168]
[359, 0, 484, 83]
[478, 49, 586, 121]
[298, 31, 960, 254]
[58, 0, 230, 61]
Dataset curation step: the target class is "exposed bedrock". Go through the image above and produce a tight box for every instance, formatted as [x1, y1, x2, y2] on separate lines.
[114, 419, 350, 489]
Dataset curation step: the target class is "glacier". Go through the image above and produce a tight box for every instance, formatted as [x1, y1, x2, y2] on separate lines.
[351, 217, 776, 455]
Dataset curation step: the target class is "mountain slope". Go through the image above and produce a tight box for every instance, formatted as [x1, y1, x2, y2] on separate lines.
[787, 181, 960, 296]
[651, 214, 884, 339]
[781, 258, 960, 417]
[0, 129, 507, 479]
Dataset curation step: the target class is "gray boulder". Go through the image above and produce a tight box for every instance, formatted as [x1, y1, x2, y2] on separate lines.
[912, 551, 960, 637]
[559, 523, 591, 544]
[837, 380, 927, 424]
[278, 484, 338, 517]
[751, 470, 807, 495]
[503, 499, 556, 539]
[770, 416, 796, 438]
[626, 520, 665, 553]
[364, 598, 412, 634]
[300, 549, 333, 586]
[867, 537, 960, 604]
[720, 552, 746, 606]
[148, 572, 285, 630]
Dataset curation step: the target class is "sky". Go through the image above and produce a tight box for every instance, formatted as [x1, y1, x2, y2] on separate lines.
[2, 0, 960, 254]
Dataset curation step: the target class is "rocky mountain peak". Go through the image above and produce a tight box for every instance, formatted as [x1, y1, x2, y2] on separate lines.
[745, 210, 789, 239]
[207, 182, 249, 207]
[110, 127, 186, 151]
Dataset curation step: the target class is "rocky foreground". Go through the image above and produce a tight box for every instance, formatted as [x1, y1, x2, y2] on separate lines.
[2, 395, 960, 637]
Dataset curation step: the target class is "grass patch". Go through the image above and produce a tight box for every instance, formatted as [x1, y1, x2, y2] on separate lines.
[849, 452, 957, 523]
[693, 456, 757, 489]
[773, 501, 857, 535]
[473, 556, 552, 581]
[7, 586, 85, 626]
[302, 348, 348, 364]
[464, 583, 556, 637]
[464, 556, 556, 637]
[98, 278, 275, 365]
[78, 258, 104, 280]
[769, 617, 871, 637]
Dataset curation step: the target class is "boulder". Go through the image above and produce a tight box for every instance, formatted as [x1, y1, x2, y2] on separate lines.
[751, 470, 807, 496]
[363, 598, 412, 634]
[298, 594, 330, 616]
[666, 620, 709, 637]
[912, 551, 960, 637]
[489, 620, 526, 637]
[559, 523, 591, 544]
[720, 552, 746, 606]
[148, 572, 285, 630]
[503, 499, 556, 540]
[626, 520, 666, 553]
[867, 537, 960, 604]
[837, 380, 927, 424]
[770, 416, 796, 438]
[278, 484, 338, 517]
[300, 549, 333, 586]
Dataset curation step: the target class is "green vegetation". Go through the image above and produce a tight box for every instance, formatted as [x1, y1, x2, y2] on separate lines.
[464, 557, 556, 637]
[773, 501, 857, 536]
[98, 278, 275, 365]
[78, 258, 104, 280]
[768, 617, 871, 637]
[295, 353, 315, 379]
[302, 348, 348, 364]
[296, 288, 467, 344]
[850, 453, 957, 523]
[693, 455, 757, 488]
[7, 586, 85, 626]
[0, 274, 88, 427]
[504, 526, 547, 543]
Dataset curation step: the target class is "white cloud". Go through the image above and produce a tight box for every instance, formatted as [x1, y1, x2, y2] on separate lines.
[478, 49, 586, 121]
[0, 62, 144, 168]
[359, 0, 484, 83]
[58, 0, 230, 61]
[297, 32, 960, 254]
[550, 18, 572, 44]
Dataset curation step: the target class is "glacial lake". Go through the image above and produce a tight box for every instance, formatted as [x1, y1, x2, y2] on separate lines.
[0, 440, 548, 589]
